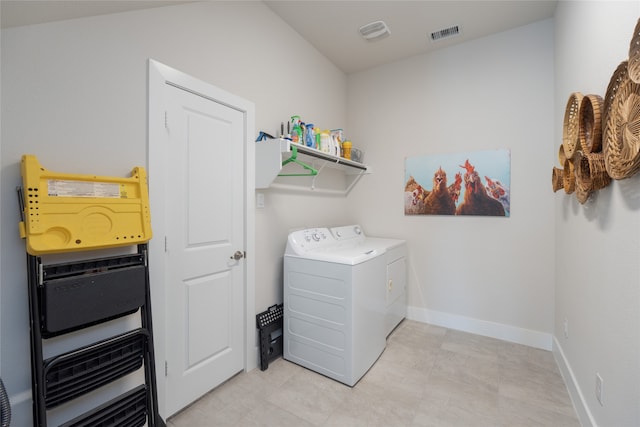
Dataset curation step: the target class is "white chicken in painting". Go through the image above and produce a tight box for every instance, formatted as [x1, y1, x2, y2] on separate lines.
[484, 175, 510, 216]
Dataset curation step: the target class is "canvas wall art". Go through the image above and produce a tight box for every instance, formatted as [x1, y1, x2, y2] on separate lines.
[404, 149, 510, 217]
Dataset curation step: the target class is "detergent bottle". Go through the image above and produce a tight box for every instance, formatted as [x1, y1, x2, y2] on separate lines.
[314, 127, 321, 149]
[291, 116, 302, 144]
[330, 129, 343, 157]
[305, 123, 315, 148]
[320, 130, 332, 153]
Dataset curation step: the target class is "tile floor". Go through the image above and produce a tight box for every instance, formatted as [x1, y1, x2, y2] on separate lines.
[167, 320, 580, 427]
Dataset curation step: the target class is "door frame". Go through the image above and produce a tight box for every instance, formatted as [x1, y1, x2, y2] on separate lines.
[147, 59, 256, 419]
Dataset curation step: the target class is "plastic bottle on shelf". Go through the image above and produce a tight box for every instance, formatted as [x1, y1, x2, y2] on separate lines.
[342, 141, 352, 160]
[314, 127, 321, 149]
[305, 123, 315, 148]
[331, 129, 343, 157]
[291, 116, 302, 144]
[320, 130, 331, 153]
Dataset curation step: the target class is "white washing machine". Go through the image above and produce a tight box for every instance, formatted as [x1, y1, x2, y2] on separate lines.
[283, 225, 406, 386]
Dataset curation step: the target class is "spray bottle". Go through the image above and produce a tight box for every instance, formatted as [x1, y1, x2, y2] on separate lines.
[331, 129, 343, 157]
[313, 128, 322, 150]
[291, 116, 302, 144]
[305, 123, 315, 148]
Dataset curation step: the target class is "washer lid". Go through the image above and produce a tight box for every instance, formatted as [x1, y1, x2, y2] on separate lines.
[286, 240, 386, 265]
[298, 245, 385, 265]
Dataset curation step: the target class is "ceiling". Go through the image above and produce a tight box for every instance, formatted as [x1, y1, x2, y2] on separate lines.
[1, 0, 558, 74]
[0, 1, 193, 29]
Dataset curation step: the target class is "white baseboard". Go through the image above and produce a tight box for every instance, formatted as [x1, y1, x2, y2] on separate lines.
[407, 306, 553, 350]
[553, 336, 595, 427]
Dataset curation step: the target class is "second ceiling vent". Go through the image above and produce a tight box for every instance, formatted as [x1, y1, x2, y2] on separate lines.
[430, 25, 461, 42]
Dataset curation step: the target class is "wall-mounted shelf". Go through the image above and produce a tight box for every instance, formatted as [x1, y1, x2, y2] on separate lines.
[255, 138, 370, 195]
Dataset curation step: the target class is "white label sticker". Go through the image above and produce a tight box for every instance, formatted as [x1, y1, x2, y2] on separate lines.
[48, 180, 121, 198]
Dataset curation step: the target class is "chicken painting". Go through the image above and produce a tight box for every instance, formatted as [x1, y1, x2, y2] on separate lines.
[455, 159, 506, 216]
[423, 167, 456, 215]
[404, 150, 510, 217]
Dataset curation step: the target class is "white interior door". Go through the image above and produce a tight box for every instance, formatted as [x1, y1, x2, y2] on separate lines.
[164, 82, 245, 416]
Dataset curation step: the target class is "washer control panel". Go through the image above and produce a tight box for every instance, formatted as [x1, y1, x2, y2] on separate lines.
[305, 229, 328, 243]
[285, 225, 366, 256]
[285, 227, 332, 255]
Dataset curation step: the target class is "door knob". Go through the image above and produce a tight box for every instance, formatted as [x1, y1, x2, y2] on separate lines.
[230, 251, 245, 260]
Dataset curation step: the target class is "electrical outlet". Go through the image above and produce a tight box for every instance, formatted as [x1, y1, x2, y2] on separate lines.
[596, 373, 604, 406]
[563, 319, 569, 339]
[256, 192, 265, 209]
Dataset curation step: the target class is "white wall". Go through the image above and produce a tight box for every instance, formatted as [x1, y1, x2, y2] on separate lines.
[553, 2, 640, 426]
[4, 1, 640, 426]
[347, 19, 556, 349]
[1, 2, 349, 424]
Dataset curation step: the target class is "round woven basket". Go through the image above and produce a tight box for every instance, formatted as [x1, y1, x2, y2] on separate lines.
[575, 183, 591, 205]
[603, 61, 640, 179]
[558, 144, 567, 165]
[563, 159, 576, 194]
[576, 151, 611, 191]
[574, 151, 589, 190]
[574, 152, 591, 203]
[563, 92, 584, 159]
[604, 61, 628, 116]
[579, 94, 603, 153]
[629, 18, 640, 84]
[552, 167, 564, 192]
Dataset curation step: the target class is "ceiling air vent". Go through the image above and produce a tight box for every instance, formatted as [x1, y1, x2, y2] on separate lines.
[359, 20, 391, 41]
[430, 25, 460, 41]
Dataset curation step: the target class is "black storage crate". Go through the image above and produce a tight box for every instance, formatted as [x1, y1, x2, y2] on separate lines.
[40, 255, 146, 337]
[256, 304, 283, 371]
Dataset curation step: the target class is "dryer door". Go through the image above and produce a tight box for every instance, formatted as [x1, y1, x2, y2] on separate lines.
[386, 256, 407, 336]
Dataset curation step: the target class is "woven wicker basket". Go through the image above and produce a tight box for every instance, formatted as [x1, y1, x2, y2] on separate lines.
[603, 61, 640, 179]
[563, 159, 576, 194]
[576, 151, 611, 191]
[574, 152, 591, 203]
[552, 167, 564, 192]
[558, 144, 567, 165]
[629, 18, 640, 84]
[574, 151, 588, 190]
[579, 94, 603, 153]
[604, 61, 628, 117]
[575, 183, 591, 205]
[563, 92, 584, 159]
